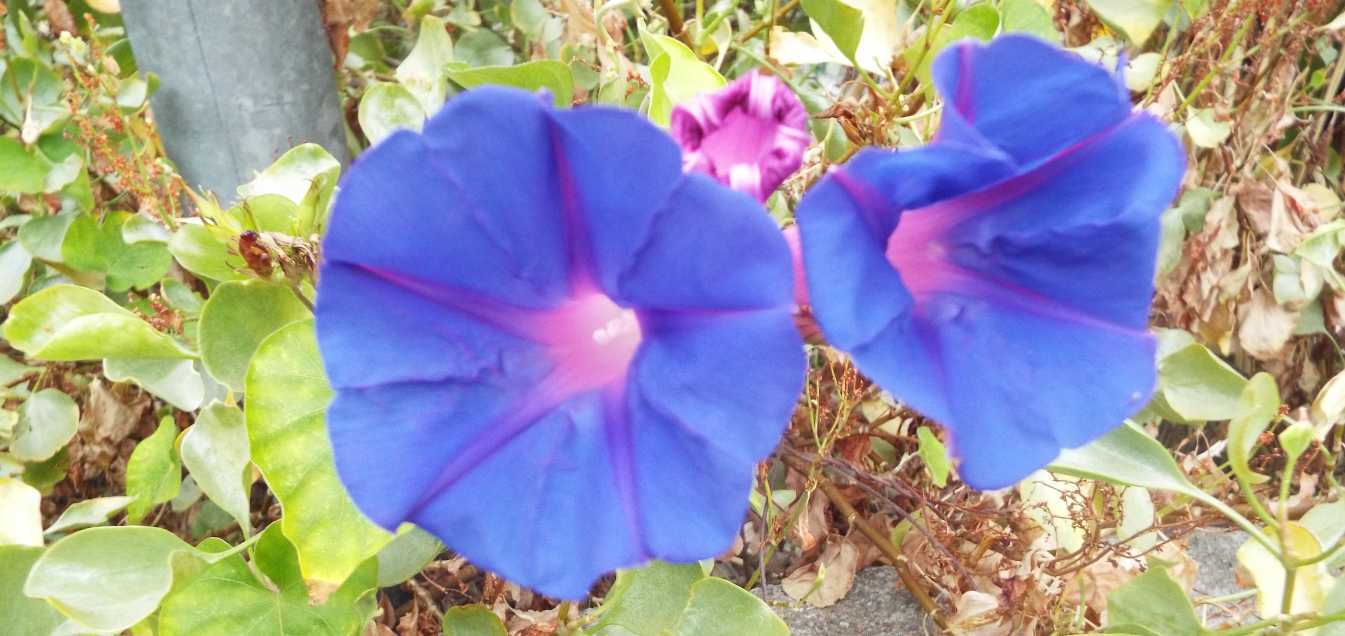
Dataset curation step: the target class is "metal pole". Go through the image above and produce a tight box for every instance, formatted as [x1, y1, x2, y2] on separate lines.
[119, 0, 349, 202]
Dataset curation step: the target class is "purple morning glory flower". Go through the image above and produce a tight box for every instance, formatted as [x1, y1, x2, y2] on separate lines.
[670, 70, 810, 202]
[315, 87, 804, 598]
[794, 36, 1185, 490]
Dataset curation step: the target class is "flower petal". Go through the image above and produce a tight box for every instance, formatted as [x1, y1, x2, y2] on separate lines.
[614, 175, 796, 311]
[324, 88, 571, 307]
[795, 145, 1014, 349]
[922, 294, 1157, 489]
[315, 262, 549, 389]
[547, 107, 686, 293]
[330, 385, 646, 599]
[625, 309, 803, 558]
[932, 113, 1185, 327]
[932, 35, 1133, 169]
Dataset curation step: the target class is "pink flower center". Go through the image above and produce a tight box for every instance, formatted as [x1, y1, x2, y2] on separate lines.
[543, 292, 643, 394]
[883, 200, 976, 298]
[698, 109, 780, 173]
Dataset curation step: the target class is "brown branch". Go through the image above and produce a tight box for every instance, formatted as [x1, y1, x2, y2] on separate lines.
[779, 452, 948, 631]
[656, 0, 686, 40]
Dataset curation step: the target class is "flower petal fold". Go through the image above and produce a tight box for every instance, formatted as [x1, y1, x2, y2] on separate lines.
[324, 88, 570, 307]
[626, 309, 803, 557]
[932, 35, 1133, 169]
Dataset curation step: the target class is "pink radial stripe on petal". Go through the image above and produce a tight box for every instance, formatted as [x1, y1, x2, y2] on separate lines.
[781, 225, 808, 306]
[341, 262, 642, 395]
[670, 70, 810, 202]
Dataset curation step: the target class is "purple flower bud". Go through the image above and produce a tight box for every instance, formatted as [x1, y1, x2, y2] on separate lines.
[670, 70, 810, 202]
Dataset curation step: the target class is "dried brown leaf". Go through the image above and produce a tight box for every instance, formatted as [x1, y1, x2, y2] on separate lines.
[1238, 287, 1298, 360]
[780, 538, 862, 608]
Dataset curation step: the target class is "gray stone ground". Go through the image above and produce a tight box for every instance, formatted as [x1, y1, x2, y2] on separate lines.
[769, 529, 1249, 635]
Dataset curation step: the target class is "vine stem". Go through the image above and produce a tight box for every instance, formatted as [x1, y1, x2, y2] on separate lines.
[778, 453, 948, 631]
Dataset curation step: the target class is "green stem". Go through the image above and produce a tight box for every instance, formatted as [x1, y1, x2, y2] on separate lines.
[1175, 16, 1252, 117]
[1195, 490, 1278, 556]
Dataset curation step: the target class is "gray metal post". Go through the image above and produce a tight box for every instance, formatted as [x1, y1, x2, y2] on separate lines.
[119, 1, 349, 202]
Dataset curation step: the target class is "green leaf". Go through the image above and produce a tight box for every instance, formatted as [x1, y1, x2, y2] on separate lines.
[236, 144, 341, 217]
[44, 495, 134, 535]
[2, 284, 195, 360]
[1156, 342, 1248, 422]
[9, 388, 79, 462]
[377, 526, 442, 587]
[1001, 0, 1060, 42]
[17, 211, 77, 262]
[447, 60, 574, 107]
[511, 0, 548, 39]
[122, 215, 172, 244]
[180, 402, 252, 534]
[0, 476, 43, 546]
[589, 561, 785, 636]
[0, 410, 15, 445]
[1105, 565, 1202, 636]
[1119, 487, 1157, 553]
[1085, 0, 1174, 44]
[642, 33, 725, 126]
[916, 426, 950, 487]
[0, 240, 33, 304]
[0, 58, 66, 141]
[168, 222, 247, 282]
[103, 358, 206, 412]
[162, 279, 206, 315]
[1051, 422, 1202, 498]
[397, 15, 455, 113]
[1185, 107, 1230, 149]
[358, 82, 427, 145]
[800, 0, 864, 61]
[0, 137, 51, 194]
[1020, 472, 1087, 552]
[1051, 421, 1276, 551]
[1301, 499, 1345, 569]
[675, 577, 789, 636]
[591, 561, 706, 634]
[21, 447, 69, 493]
[246, 320, 391, 584]
[1237, 523, 1331, 617]
[0, 545, 64, 634]
[1226, 373, 1279, 486]
[199, 280, 311, 393]
[158, 524, 378, 636]
[1279, 421, 1314, 464]
[125, 416, 182, 524]
[1125, 52, 1163, 92]
[441, 605, 507, 636]
[23, 526, 212, 632]
[60, 211, 173, 290]
[1325, 579, 1345, 636]
[456, 29, 515, 68]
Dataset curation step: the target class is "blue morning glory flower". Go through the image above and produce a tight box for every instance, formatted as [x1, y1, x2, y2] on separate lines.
[314, 87, 804, 598]
[794, 35, 1186, 489]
